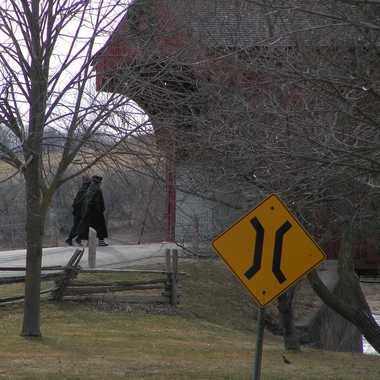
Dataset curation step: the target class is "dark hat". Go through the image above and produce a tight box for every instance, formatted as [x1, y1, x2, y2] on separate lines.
[92, 175, 103, 183]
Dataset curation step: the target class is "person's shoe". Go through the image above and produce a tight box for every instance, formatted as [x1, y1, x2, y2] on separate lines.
[98, 239, 109, 247]
[65, 239, 73, 246]
[75, 237, 83, 246]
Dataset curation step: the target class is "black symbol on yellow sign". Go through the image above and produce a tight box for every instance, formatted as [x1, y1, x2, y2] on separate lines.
[244, 217, 292, 284]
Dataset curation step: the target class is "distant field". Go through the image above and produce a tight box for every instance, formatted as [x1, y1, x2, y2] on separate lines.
[0, 260, 378, 379]
[0, 161, 16, 178]
[0, 136, 160, 182]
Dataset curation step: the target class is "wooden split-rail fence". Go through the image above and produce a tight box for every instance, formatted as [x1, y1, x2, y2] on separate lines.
[0, 248, 183, 306]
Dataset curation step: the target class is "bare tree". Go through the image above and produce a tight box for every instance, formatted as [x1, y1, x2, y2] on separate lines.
[0, 0, 160, 337]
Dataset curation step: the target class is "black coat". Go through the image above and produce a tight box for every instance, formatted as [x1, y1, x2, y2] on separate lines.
[78, 185, 108, 239]
[72, 183, 90, 217]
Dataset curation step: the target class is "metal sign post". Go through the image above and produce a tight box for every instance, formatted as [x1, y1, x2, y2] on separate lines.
[252, 307, 265, 380]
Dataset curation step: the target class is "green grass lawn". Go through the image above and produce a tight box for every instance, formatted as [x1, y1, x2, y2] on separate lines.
[0, 259, 378, 379]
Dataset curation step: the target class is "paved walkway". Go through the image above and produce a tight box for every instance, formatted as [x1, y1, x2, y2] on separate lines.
[0, 242, 180, 277]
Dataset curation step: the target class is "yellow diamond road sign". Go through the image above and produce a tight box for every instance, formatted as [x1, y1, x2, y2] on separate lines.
[212, 194, 326, 307]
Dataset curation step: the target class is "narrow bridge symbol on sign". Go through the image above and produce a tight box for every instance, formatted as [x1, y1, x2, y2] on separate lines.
[212, 194, 326, 306]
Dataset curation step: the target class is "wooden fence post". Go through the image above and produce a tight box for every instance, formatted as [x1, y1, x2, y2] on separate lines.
[192, 215, 200, 255]
[88, 227, 97, 268]
[165, 248, 179, 307]
[165, 248, 171, 280]
[171, 249, 178, 307]
[165, 249, 172, 305]
[50, 249, 84, 302]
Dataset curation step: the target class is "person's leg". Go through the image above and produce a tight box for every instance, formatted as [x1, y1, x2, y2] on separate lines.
[97, 230, 108, 246]
[76, 217, 89, 246]
[98, 238, 108, 246]
[97, 214, 109, 246]
[66, 215, 81, 245]
[88, 212, 108, 246]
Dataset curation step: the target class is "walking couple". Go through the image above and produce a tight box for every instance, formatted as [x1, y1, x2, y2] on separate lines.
[66, 175, 109, 247]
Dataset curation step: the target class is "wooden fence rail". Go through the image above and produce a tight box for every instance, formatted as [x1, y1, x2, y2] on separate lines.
[0, 265, 64, 271]
[0, 249, 84, 305]
[62, 248, 182, 306]
[0, 248, 183, 307]
[0, 272, 64, 285]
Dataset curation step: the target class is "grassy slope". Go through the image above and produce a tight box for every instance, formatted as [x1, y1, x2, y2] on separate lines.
[0, 259, 378, 380]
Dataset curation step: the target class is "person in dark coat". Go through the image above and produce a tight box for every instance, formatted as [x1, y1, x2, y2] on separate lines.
[78, 175, 109, 246]
[65, 175, 91, 246]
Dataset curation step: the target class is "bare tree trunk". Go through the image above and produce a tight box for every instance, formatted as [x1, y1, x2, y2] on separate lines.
[21, 7, 48, 335]
[21, 167, 45, 337]
[277, 287, 301, 351]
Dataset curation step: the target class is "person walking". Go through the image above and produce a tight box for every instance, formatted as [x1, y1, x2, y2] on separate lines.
[78, 175, 109, 246]
[65, 175, 91, 246]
